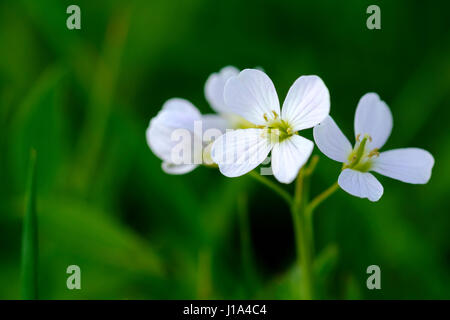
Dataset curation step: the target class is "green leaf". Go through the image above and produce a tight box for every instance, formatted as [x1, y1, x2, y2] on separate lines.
[259, 266, 302, 300]
[20, 149, 38, 300]
[40, 198, 164, 275]
[35, 197, 165, 299]
[9, 65, 67, 194]
[344, 274, 362, 300]
[313, 244, 339, 299]
[314, 243, 339, 280]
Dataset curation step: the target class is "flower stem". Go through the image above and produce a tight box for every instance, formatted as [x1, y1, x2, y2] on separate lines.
[247, 166, 337, 300]
[248, 171, 292, 206]
[307, 182, 339, 216]
[291, 169, 315, 299]
[304, 155, 319, 176]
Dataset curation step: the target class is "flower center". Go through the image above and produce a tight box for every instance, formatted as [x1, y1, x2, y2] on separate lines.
[226, 114, 255, 129]
[344, 134, 379, 172]
[263, 111, 294, 143]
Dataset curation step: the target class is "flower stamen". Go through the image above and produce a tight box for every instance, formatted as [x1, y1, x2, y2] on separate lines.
[368, 148, 380, 158]
[344, 134, 377, 172]
[265, 119, 295, 143]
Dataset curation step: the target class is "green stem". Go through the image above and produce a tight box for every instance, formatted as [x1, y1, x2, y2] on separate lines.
[248, 171, 292, 206]
[21, 149, 38, 300]
[290, 172, 304, 297]
[307, 182, 339, 216]
[247, 164, 337, 300]
[304, 155, 319, 176]
[291, 169, 315, 299]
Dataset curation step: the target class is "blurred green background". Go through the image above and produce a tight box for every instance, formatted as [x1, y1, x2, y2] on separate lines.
[1, 0, 449, 299]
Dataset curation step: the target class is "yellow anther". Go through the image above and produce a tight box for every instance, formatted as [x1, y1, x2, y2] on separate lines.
[272, 110, 279, 119]
[263, 113, 269, 122]
[368, 148, 380, 158]
[286, 127, 293, 135]
[356, 134, 361, 142]
[361, 133, 372, 141]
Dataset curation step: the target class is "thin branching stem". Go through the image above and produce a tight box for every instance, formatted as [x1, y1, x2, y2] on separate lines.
[248, 171, 292, 206]
[307, 182, 339, 217]
[248, 160, 337, 300]
[291, 169, 315, 299]
[304, 155, 319, 176]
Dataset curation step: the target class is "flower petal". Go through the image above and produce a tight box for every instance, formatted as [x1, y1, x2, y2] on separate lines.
[146, 98, 202, 163]
[372, 148, 434, 184]
[354, 93, 393, 149]
[271, 135, 314, 184]
[162, 98, 202, 119]
[201, 114, 229, 133]
[211, 128, 273, 177]
[204, 66, 239, 114]
[162, 162, 198, 175]
[313, 116, 353, 163]
[281, 75, 330, 131]
[224, 69, 280, 125]
[338, 169, 383, 201]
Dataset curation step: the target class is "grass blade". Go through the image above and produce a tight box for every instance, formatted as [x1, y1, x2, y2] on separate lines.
[20, 149, 38, 300]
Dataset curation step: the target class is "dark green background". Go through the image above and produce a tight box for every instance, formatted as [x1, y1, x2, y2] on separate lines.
[0, 0, 449, 299]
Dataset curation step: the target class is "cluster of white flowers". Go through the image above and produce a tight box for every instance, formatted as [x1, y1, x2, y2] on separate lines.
[146, 66, 434, 201]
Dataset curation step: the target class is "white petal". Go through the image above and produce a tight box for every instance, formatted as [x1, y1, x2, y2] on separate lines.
[372, 148, 434, 184]
[338, 169, 383, 202]
[162, 162, 198, 175]
[211, 128, 273, 177]
[146, 99, 201, 163]
[158, 98, 202, 132]
[162, 98, 202, 118]
[201, 114, 229, 133]
[354, 93, 393, 149]
[201, 114, 229, 149]
[223, 69, 280, 125]
[204, 66, 239, 114]
[313, 116, 353, 163]
[281, 75, 330, 131]
[271, 135, 314, 184]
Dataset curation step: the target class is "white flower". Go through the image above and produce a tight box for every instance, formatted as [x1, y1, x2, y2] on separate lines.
[313, 93, 435, 201]
[146, 66, 241, 174]
[205, 66, 240, 115]
[205, 66, 254, 129]
[146, 98, 226, 174]
[211, 69, 330, 184]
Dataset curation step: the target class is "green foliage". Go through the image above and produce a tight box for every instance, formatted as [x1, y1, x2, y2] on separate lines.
[1, 0, 449, 299]
[20, 150, 38, 300]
